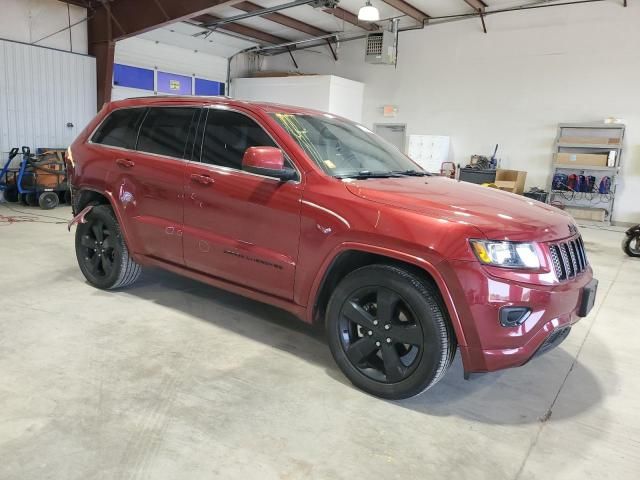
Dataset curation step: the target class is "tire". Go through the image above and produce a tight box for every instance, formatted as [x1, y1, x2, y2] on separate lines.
[39, 191, 59, 210]
[622, 234, 640, 257]
[75, 204, 142, 289]
[326, 264, 456, 400]
[19, 193, 29, 206]
[4, 185, 19, 202]
[26, 193, 38, 206]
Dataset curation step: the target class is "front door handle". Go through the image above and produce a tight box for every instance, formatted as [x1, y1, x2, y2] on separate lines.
[190, 173, 214, 185]
[116, 158, 135, 168]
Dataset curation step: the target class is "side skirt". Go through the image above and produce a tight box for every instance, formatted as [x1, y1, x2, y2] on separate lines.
[135, 254, 308, 320]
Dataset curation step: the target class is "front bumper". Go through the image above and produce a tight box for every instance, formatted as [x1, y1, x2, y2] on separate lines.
[441, 259, 594, 373]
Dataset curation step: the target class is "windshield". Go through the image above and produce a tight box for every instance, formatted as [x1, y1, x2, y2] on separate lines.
[270, 113, 424, 178]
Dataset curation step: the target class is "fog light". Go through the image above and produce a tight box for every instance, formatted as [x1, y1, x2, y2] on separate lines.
[500, 307, 531, 327]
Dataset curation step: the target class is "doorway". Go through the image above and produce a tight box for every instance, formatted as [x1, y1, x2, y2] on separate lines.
[374, 124, 407, 153]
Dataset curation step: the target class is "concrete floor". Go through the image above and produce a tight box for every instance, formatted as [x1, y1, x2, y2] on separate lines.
[1, 203, 639, 480]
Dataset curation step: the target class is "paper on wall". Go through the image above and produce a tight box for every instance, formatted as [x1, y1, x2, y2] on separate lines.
[407, 135, 450, 173]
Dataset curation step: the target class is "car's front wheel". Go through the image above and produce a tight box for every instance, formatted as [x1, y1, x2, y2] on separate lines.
[326, 264, 456, 399]
[75, 204, 141, 289]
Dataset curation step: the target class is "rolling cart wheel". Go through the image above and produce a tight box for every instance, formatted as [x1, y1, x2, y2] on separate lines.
[19, 193, 29, 206]
[39, 191, 59, 210]
[4, 185, 19, 203]
[26, 193, 39, 206]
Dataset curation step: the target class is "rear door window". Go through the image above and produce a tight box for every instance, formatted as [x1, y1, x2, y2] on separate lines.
[137, 107, 199, 159]
[91, 108, 146, 149]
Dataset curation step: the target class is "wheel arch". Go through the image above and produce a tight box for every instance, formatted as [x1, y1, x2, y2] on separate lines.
[73, 188, 136, 257]
[308, 244, 467, 346]
[74, 188, 112, 214]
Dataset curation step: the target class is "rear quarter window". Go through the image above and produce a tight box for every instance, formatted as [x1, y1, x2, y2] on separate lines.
[136, 107, 198, 159]
[91, 108, 146, 149]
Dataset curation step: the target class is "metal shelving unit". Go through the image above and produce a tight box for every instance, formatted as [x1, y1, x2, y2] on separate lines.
[547, 122, 625, 225]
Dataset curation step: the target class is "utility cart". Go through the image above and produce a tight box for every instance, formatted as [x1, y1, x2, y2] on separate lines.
[0, 146, 69, 209]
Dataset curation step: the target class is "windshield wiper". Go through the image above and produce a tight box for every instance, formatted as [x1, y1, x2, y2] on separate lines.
[335, 170, 403, 180]
[391, 169, 430, 177]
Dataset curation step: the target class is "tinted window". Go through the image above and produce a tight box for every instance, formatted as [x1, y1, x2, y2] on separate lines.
[91, 108, 146, 149]
[202, 110, 276, 169]
[137, 107, 198, 158]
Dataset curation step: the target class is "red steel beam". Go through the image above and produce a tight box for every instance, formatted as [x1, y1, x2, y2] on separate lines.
[382, 0, 429, 22]
[322, 7, 379, 31]
[88, 2, 114, 109]
[99, 0, 235, 40]
[233, 1, 330, 37]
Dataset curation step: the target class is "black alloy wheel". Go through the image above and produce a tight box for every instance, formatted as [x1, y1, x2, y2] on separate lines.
[78, 218, 117, 279]
[75, 205, 141, 289]
[326, 264, 456, 399]
[339, 286, 424, 383]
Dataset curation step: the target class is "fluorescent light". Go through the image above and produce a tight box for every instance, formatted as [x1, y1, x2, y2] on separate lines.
[358, 1, 380, 22]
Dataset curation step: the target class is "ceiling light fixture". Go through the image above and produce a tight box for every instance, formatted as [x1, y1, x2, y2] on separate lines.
[358, 1, 380, 22]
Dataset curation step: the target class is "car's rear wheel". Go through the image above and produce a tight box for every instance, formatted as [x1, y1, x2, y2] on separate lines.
[75, 204, 141, 289]
[622, 233, 640, 257]
[326, 264, 456, 399]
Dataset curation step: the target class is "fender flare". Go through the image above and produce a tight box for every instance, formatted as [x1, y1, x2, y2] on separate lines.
[305, 242, 468, 347]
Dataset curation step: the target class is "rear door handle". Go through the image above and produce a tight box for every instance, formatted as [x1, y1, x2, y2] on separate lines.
[116, 158, 135, 168]
[190, 173, 214, 185]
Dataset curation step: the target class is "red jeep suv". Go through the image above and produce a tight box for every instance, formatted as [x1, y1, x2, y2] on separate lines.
[67, 96, 597, 399]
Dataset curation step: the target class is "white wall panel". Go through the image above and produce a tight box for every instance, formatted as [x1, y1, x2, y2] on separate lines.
[0, 0, 87, 54]
[0, 39, 96, 154]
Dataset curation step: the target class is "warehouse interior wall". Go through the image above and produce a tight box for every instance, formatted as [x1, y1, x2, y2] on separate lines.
[0, 39, 96, 154]
[0, 0, 87, 54]
[262, 2, 640, 224]
[0, 1, 94, 155]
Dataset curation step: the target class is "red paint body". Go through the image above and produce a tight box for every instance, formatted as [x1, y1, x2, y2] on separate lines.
[68, 96, 594, 374]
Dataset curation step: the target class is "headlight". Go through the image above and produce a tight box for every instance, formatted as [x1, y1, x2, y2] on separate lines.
[470, 240, 540, 269]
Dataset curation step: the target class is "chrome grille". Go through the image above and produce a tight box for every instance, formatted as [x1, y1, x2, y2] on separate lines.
[549, 236, 588, 281]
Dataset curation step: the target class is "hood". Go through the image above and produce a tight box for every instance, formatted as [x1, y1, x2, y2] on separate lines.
[345, 176, 575, 242]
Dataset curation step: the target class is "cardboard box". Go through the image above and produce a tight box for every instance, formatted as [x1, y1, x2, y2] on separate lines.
[559, 136, 620, 146]
[494, 169, 527, 194]
[556, 153, 608, 167]
[565, 207, 606, 222]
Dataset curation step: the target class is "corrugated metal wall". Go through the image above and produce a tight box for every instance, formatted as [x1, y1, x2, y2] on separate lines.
[0, 39, 96, 156]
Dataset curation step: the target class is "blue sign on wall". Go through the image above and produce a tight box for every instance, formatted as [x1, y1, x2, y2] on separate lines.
[113, 64, 154, 91]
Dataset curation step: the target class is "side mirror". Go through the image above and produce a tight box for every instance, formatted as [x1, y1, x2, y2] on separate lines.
[242, 146, 297, 181]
